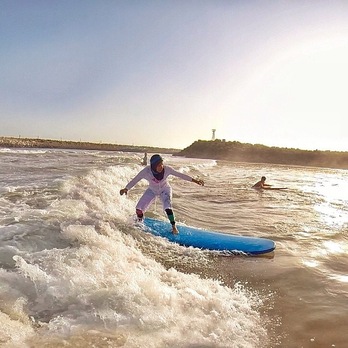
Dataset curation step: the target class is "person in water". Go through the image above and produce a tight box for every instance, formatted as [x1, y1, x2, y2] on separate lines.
[120, 154, 204, 234]
[141, 152, 148, 165]
[252, 176, 272, 189]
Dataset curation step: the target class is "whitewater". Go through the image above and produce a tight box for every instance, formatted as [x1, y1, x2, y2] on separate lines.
[0, 148, 347, 347]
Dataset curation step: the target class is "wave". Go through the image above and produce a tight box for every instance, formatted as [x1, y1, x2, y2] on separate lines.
[0, 164, 269, 346]
[0, 148, 48, 154]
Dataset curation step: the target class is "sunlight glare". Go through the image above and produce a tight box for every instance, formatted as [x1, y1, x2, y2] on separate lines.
[302, 259, 320, 268]
[329, 274, 348, 283]
[322, 240, 344, 255]
[224, 33, 348, 151]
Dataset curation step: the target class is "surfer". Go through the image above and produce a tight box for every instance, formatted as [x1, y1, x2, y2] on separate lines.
[141, 152, 148, 165]
[252, 176, 272, 189]
[252, 176, 287, 190]
[120, 154, 204, 234]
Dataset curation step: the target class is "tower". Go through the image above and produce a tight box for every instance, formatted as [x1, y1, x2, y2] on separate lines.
[212, 129, 216, 141]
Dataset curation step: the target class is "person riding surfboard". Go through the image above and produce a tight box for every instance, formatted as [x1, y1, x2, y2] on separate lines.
[120, 154, 204, 234]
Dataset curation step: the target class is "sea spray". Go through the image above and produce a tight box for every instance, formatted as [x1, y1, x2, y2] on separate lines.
[1, 163, 268, 347]
[12, 220, 267, 347]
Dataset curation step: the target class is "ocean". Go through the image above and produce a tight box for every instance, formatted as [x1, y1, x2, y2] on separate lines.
[0, 148, 347, 348]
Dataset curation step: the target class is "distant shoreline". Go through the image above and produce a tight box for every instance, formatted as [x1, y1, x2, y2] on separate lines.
[0, 136, 179, 154]
[176, 140, 348, 170]
[3, 136, 348, 170]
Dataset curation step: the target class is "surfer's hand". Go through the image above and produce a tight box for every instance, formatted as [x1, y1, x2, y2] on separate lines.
[192, 178, 204, 186]
[120, 188, 128, 196]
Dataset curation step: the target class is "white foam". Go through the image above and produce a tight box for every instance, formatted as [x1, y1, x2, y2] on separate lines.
[0, 155, 268, 346]
[11, 221, 266, 347]
[0, 148, 48, 154]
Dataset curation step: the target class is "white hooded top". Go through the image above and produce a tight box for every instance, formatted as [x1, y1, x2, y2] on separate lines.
[125, 165, 192, 194]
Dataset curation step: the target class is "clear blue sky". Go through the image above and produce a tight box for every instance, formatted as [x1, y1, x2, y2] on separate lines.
[1, 1, 347, 150]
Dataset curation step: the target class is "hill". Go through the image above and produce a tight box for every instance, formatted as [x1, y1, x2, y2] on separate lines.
[176, 140, 348, 170]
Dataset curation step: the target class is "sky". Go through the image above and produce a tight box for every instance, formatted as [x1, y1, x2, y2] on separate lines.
[1, 1, 348, 151]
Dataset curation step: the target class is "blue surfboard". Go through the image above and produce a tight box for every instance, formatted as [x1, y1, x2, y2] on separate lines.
[143, 218, 275, 255]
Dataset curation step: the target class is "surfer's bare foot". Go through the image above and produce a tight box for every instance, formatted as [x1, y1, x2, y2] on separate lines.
[172, 225, 179, 234]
